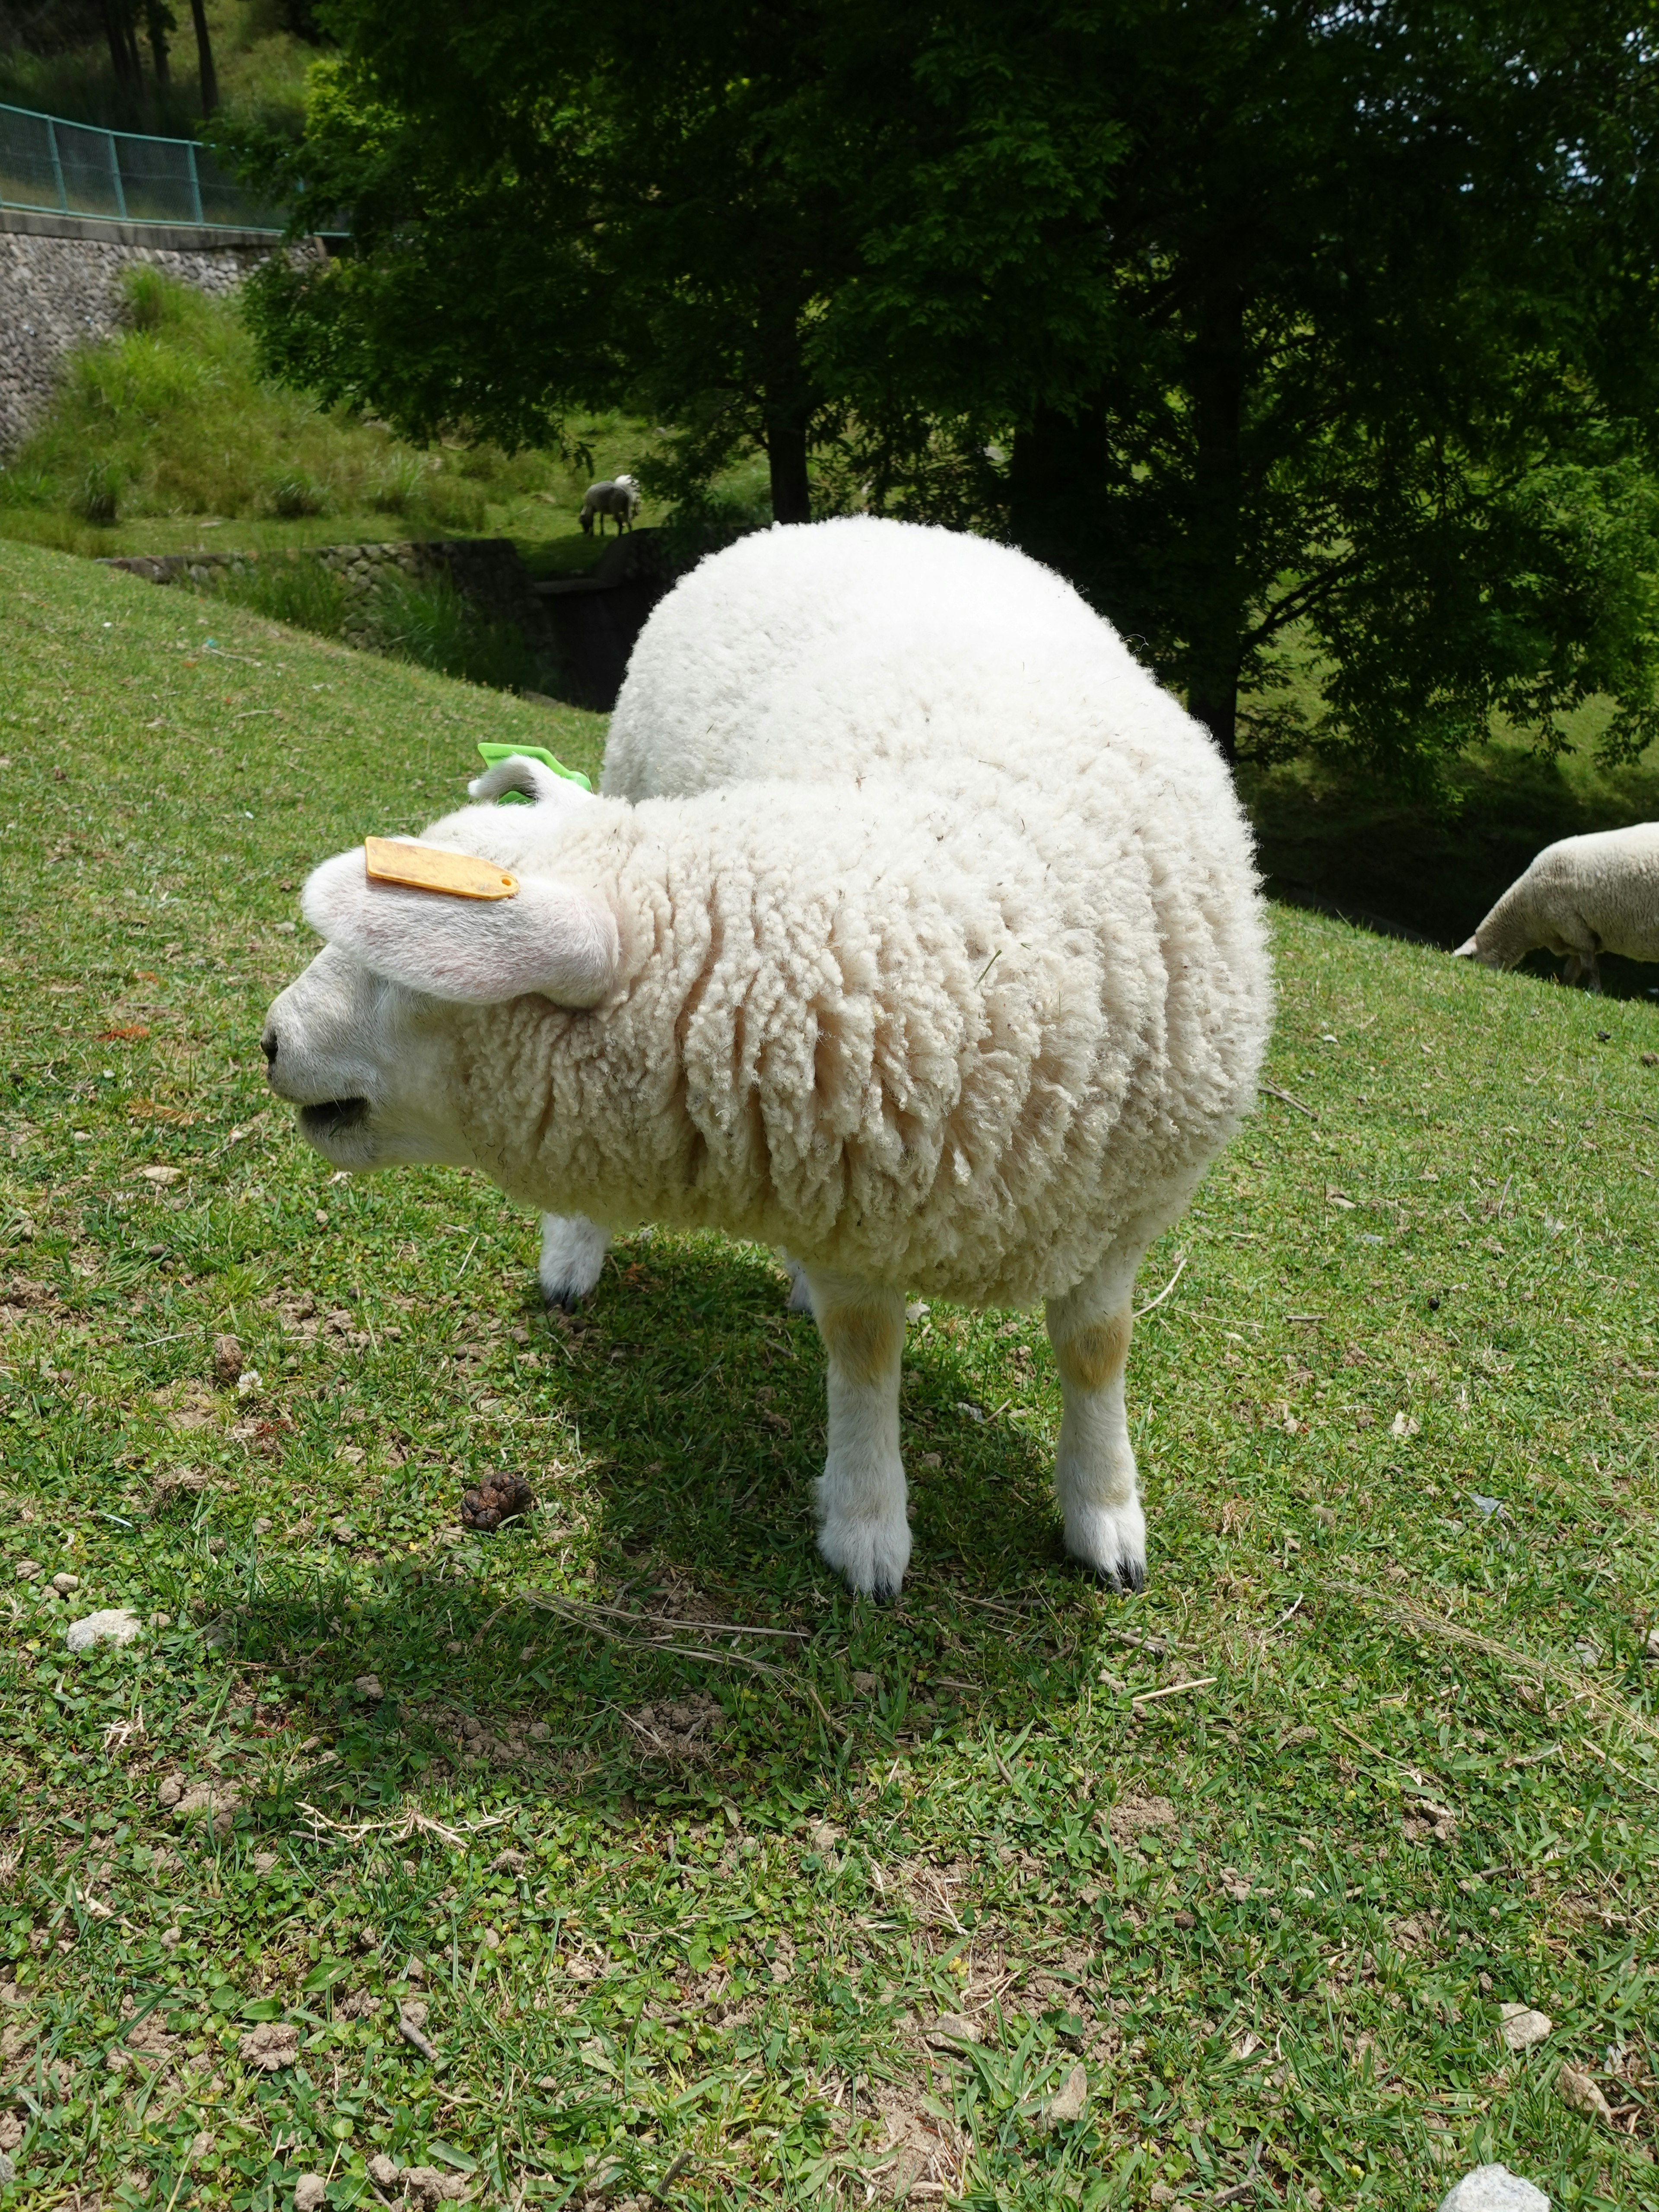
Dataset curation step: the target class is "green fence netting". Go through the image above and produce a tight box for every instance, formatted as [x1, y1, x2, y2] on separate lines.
[0, 100, 284, 231]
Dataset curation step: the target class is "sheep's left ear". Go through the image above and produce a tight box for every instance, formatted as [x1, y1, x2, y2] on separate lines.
[302, 846, 619, 1007]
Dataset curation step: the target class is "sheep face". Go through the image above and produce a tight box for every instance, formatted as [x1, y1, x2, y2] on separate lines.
[263, 792, 622, 1178]
[261, 944, 470, 1176]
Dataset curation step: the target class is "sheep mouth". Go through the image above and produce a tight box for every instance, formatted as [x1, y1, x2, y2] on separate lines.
[299, 1097, 369, 1141]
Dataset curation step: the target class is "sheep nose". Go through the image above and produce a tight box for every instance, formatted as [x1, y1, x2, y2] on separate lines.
[260, 1027, 279, 1067]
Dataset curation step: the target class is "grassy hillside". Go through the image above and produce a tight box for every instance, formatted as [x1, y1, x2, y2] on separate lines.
[0, 537, 1656, 2211]
[0, 273, 665, 578]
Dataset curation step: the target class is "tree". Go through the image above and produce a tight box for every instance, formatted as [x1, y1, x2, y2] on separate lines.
[244, 0, 1659, 775]
[243, 2, 861, 522]
[188, 0, 216, 115]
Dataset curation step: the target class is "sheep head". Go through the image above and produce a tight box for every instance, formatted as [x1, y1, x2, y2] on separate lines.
[261, 761, 618, 1174]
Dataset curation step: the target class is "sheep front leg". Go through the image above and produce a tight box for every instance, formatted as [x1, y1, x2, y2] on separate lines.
[538, 1213, 610, 1308]
[804, 1267, 910, 1600]
[1045, 1269, 1145, 1592]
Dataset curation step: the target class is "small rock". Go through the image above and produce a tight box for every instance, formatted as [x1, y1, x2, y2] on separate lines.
[252, 1852, 279, 1877]
[51, 1573, 79, 1595]
[292, 2174, 327, 2212]
[366, 2153, 400, 2189]
[399, 1998, 429, 2028]
[926, 2012, 981, 2048]
[1499, 2003, 1552, 2052]
[851, 1670, 879, 1695]
[353, 1674, 384, 1702]
[66, 1608, 142, 1652]
[1644, 1626, 1659, 1661]
[153, 1612, 172, 1628]
[1557, 2062, 1613, 2124]
[1437, 2163, 1551, 2212]
[490, 1849, 528, 1874]
[1642, 1051, 1658, 1067]
[138, 1165, 183, 1186]
[239, 2021, 299, 2072]
[1043, 2062, 1089, 2127]
[161, 1927, 182, 1948]
[1313, 1504, 1336, 1527]
[0, 2154, 13, 2189]
[14, 1560, 39, 1581]
[213, 1334, 243, 1386]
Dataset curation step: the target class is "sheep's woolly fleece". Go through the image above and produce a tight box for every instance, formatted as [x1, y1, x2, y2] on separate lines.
[1456, 822, 1659, 970]
[287, 519, 1272, 1310]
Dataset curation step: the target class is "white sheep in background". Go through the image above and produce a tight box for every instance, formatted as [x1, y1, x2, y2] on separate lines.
[1454, 824, 1659, 989]
[579, 474, 641, 536]
[262, 519, 1271, 1598]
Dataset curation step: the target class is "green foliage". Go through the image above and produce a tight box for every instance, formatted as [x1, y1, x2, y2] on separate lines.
[0, 0, 317, 136]
[1, 535, 1658, 2204]
[0, 270, 602, 558]
[240, 0, 1659, 781]
[373, 568, 544, 692]
[71, 459, 123, 527]
[205, 549, 346, 636]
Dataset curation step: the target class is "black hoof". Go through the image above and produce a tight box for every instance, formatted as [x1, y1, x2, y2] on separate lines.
[544, 1286, 585, 1313]
[1113, 1557, 1147, 1594]
[868, 1578, 901, 1605]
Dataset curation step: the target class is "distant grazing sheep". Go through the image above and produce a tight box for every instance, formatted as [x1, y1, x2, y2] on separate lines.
[1454, 825, 1659, 989]
[579, 475, 640, 536]
[262, 518, 1271, 1599]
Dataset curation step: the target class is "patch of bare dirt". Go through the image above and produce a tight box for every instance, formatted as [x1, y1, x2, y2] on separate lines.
[623, 1695, 724, 1765]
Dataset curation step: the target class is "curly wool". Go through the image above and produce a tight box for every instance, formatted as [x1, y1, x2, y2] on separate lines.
[424, 519, 1270, 1306]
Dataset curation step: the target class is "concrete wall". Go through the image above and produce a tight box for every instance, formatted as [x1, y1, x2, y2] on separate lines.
[0, 209, 286, 452]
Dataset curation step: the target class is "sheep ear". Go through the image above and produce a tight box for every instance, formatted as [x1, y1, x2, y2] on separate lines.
[467, 755, 593, 807]
[301, 846, 619, 1007]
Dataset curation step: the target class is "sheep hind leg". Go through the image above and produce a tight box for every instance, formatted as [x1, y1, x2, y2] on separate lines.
[1045, 1265, 1145, 1592]
[804, 1267, 909, 1600]
[538, 1213, 610, 1309]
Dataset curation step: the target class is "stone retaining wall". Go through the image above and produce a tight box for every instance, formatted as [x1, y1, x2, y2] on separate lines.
[102, 536, 563, 664]
[0, 213, 292, 452]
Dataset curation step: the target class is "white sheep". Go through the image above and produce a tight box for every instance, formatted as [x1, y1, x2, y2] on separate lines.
[1453, 824, 1659, 989]
[579, 474, 641, 536]
[262, 518, 1271, 1598]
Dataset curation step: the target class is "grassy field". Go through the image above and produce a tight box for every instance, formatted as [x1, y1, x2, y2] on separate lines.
[1, 535, 1656, 2212]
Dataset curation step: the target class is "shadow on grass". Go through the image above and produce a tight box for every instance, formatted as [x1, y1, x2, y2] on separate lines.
[218, 1242, 1099, 1832]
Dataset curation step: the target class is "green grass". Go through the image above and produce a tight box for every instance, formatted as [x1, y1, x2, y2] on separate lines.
[1, 535, 1657, 2212]
[0, 274, 657, 578]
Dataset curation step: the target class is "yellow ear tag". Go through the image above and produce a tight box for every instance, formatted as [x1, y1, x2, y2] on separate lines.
[364, 838, 519, 901]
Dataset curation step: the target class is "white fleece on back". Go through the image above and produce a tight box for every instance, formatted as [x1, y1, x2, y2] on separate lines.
[406, 520, 1271, 1308]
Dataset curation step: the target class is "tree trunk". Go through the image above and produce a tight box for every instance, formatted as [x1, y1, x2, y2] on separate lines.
[146, 1, 172, 87]
[1182, 278, 1247, 763]
[765, 402, 812, 525]
[103, 1, 140, 89]
[189, 0, 219, 115]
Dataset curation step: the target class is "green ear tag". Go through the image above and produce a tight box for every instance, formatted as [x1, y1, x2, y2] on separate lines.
[476, 742, 592, 804]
